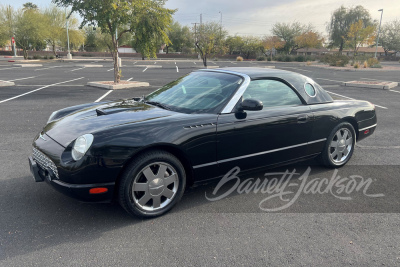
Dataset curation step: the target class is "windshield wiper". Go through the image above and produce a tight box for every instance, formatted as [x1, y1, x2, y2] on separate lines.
[145, 101, 171, 110]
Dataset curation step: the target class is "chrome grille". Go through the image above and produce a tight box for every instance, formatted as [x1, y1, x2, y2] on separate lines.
[32, 147, 59, 178]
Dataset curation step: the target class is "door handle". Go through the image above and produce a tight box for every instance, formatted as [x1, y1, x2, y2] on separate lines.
[297, 115, 309, 123]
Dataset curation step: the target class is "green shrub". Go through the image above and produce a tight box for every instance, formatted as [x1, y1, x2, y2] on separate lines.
[257, 56, 265, 61]
[283, 55, 293, 62]
[267, 57, 271, 61]
[295, 55, 305, 62]
[321, 54, 349, 67]
[27, 56, 32, 60]
[32, 54, 41, 59]
[367, 57, 379, 67]
[236, 56, 243, 61]
[43, 55, 48, 59]
[49, 56, 54, 60]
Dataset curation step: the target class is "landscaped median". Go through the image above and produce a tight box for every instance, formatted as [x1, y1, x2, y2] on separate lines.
[87, 80, 150, 90]
[344, 81, 398, 90]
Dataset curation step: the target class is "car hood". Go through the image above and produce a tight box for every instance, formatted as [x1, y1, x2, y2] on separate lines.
[43, 100, 179, 147]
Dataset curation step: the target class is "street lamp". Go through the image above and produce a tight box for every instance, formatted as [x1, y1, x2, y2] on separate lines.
[65, 8, 72, 59]
[374, 9, 383, 59]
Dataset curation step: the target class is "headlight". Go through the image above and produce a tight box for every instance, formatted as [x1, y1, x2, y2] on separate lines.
[72, 134, 94, 161]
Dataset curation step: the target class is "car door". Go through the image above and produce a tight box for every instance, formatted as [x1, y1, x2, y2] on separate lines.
[216, 79, 314, 175]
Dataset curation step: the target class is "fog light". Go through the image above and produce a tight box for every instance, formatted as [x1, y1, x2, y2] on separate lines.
[89, 188, 108, 194]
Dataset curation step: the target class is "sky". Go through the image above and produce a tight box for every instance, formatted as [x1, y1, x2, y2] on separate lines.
[5, 0, 400, 37]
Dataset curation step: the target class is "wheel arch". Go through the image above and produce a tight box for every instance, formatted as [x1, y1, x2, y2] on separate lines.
[113, 143, 194, 200]
[340, 117, 359, 140]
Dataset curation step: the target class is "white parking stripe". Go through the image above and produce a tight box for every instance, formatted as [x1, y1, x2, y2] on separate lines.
[0, 67, 21, 71]
[325, 90, 388, 109]
[193, 62, 196, 65]
[34, 66, 62, 71]
[316, 78, 345, 83]
[133, 61, 137, 64]
[0, 77, 84, 104]
[8, 76, 38, 82]
[154, 61, 157, 64]
[390, 90, 400, 93]
[94, 90, 113, 103]
[175, 62, 176, 65]
[107, 68, 114, 72]
[70, 67, 85, 72]
[176, 66, 179, 72]
[280, 66, 312, 72]
[143, 67, 148, 72]
[127, 78, 133, 81]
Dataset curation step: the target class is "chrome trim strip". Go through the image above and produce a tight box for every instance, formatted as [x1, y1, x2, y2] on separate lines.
[193, 138, 327, 169]
[359, 124, 377, 132]
[198, 69, 251, 114]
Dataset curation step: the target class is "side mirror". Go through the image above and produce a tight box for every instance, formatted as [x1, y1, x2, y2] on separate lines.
[238, 98, 263, 112]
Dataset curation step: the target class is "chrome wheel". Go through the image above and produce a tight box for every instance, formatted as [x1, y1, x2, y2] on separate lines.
[131, 162, 179, 211]
[329, 128, 353, 164]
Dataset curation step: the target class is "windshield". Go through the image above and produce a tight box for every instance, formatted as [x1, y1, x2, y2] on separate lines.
[144, 71, 243, 114]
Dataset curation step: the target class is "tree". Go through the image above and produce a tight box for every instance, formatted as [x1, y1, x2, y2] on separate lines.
[272, 22, 311, 54]
[22, 2, 38, 10]
[263, 36, 285, 60]
[380, 20, 400, 56]
[295, 31, 324, 52]
[166, 21, 193, 53]
[84, 26, 110, 52]
[53, 0, 175, 83]
[195, 21, 227, 67]
[14, 7, 48, 59]
[327, 5, 374, 54]
[241, 36, 264, 59]
[225, 35, 244, 55]
[0, 5, 17, 53]
[346, 20, 376, 56]
[43, 6, 65, 55]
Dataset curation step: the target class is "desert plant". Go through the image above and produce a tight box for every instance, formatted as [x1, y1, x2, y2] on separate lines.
[306, 61, 312, 66]
[236, 56, 243, 61]
[363, 61, 368, 68]
[367, 57, 379, 67]
[321, 54, 349, 67]
[354, 62, 360, 68]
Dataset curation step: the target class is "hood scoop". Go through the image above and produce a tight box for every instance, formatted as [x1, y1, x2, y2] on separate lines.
[95, 103, 143, 116]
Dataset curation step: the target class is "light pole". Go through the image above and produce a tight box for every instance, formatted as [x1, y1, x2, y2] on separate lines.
[65, 8, 72, 59]
[374, 9, 383, 59]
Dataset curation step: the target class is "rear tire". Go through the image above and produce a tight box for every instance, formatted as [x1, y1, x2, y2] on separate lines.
[320, 122, 356, 168]
[118, 150, 186, 218]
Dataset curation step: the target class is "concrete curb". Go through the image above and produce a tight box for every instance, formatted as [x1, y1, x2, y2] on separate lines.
[0, 80, 15, 87]
[87, 81, 150, 90]
[13, 64, 43, 67]
[344, 81, 398, 90]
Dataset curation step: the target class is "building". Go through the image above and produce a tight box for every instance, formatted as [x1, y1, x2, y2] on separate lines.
[295, 48, 329, 56]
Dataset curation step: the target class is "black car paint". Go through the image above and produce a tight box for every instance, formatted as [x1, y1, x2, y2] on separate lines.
[30, 68, 377, 202]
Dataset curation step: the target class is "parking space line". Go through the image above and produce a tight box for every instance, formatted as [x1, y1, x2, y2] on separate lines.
[133, 61, 137, 64]
[176, 66, 179, 72]
[8, 76, 38, 82]
[0, 77, 84, 104]
[325, 90, 388, 109]
[143, 67, 148, 72]
[127, 78, 133, 81]
[280, 66, 312, 72]
[230, 62, 237, 64]
[94, 90, 113, 103]
[175, 62, 176, 65]
[390, 90, 400, 93]
[193, 62, 196, 65]
[70, 67, 85, 72]
[107, 68, 114, 72]
[0, 67, 21, 71]
[154, 62, 157, 64]
[316, 78, 345, 83]
[34, 66, 62, 71]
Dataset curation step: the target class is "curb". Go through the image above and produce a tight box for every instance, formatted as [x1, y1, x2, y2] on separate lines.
[344, 81, 398, 90]
[0, 80, 15, 87]
[87, 81, 150, 90]
[13, 64, 43, 67]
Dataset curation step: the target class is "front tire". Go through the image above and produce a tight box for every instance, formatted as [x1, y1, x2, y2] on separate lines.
[118, 150, 186, 218]
[320, 122, 356, 168]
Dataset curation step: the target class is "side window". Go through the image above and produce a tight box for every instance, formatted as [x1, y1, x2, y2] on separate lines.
[242, 79, 302, 108]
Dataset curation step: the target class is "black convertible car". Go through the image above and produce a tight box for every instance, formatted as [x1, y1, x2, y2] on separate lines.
[29, 68, 377, 217]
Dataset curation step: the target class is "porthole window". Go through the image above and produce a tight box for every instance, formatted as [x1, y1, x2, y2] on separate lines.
[304, 83, 316, 97]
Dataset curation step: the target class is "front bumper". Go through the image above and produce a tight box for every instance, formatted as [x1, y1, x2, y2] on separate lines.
[29, 154, 115, 203]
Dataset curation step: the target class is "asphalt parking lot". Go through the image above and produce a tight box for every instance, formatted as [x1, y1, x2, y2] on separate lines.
[0, 58, 399, 266]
